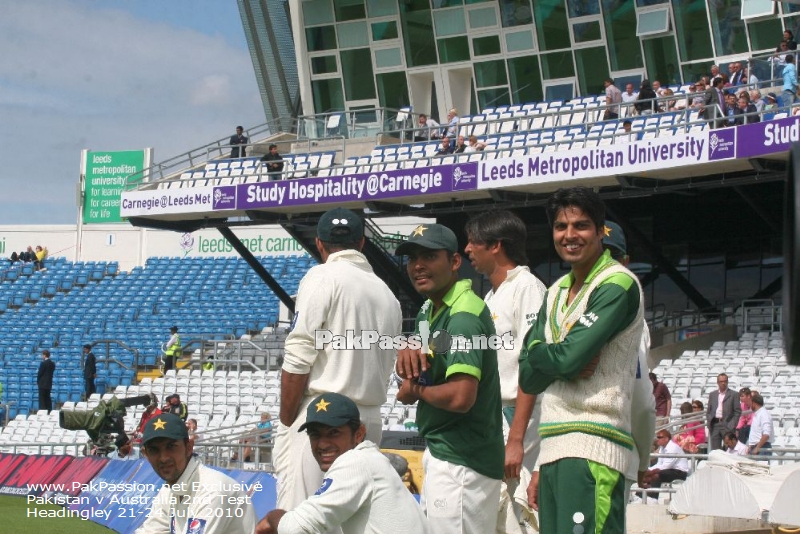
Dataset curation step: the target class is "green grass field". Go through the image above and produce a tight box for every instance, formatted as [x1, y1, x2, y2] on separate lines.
[0, 495, 116, 533]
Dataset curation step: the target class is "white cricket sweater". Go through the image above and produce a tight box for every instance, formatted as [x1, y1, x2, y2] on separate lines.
[484, 266, 546, 404]
[537, 264, 645, 476]
[282, 250, 402, 406]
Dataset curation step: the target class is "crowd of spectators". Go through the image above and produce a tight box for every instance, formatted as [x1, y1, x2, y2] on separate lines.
[7, 245, 47, 270]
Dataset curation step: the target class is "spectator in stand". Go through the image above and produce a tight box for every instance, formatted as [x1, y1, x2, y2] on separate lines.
[37, 349, 56, 413]
[233, 412, 273, 463]
[702, 77, 727, 128]
[621, 82, 638, 105]
[414, 113, 440, 141]
[8, 251, 19, 264]
[444, 108, 459, 139]
[707, 373, 741, 450]
[21, 246, 36, 263]
[741, 66, 758, 88]
[163, 393, 188, 421]
[735, 95, 760, 125]
[643, 429, 689, 498]
[652, 80, 665, 97]
[163, 326, 180, 373]
[435, 136, 454, 156]
[134, 396, 162, 443]
[750, 90, 766, 113]
[725, 93, 738, 127]
[34, 245, 47, 270]
[260, 144, 285, 180]
[604, 78, 623, 120]
[724, 431, 748, 456]
[186, 418, 201, 445]
[464, 135, 486, 153]
[746, 392, 773, 456]
[764, 92, 779, 111]
[649, 372, 672, 426]
[710, 65, 723, 85]
[229, 126, 249, 158]
[83, 344, 96, 398]
[662, 88, 677, 111]
[783, 54, 798, 106]
[674, 401, 706, 453]
[689, 81, 706, 109]
[453, 135, 468, 154]
[737, 387, 753, 444]
[774, 41, 791, 67]
[635, 79, 658, 115]
[729, 62, 744, 86]
[780, 30, 798, 51]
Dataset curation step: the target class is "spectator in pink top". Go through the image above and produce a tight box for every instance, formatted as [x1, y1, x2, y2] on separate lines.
[674, 401, 706, 453]
[737, 387, 753, 444]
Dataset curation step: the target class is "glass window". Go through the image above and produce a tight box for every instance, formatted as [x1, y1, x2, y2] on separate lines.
[306, 26, 338, 52]
[465, 0, 493, 3]
[340, 49, 376, 100]
[500, 0, 534, 28]
[506, 30, 535, 52]
[338, 21, 369, 48]
[311, 55, 338, 75]
[433, 8, 467, 36]
[437, 36, 471, 62]
[748, 18, 783, 52]
[636, 0, 668, 5]
[376, 72, 410, 109]
[575, 47, 610, 95]
[541, 51, 575, 79]
[636, 8, 670, 36]
[681, 62, 709, 84]
[478, 87, 511, 109]
[567, 0, 600, 17]
[367, 0, 397, 17]
[312, 78, 345, 112]
[473, 35, 502, 56]
[371, 21, 398, 40]
[741, 0, 774, 18]
[573, 21, 602, 43]
[545, 82, 576, 100]
[374, 48, 403, 68]
[725, 249, 760, 302]
[475, 60, 508, 87]
[468, 7, 498, 28]
[534, 0, 570, 50]
[601, 0, 642, 71]
[401, 9, 438, 67]
[400, 0, 433, 11]
[672, 0, 714, 62]
[709, 0, 749, 55]
[334, 0, 366, 21]
[642, 36, 681, 86]
[689, 252, 725, 306]
[304, 0, 335, 25]
[508, 56, 543, 103]
[783, 2, 800, 14]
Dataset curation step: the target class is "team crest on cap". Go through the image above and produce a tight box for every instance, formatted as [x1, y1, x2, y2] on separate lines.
[153, 418, 167, 430]
[315, 398, 331, 412]
[412, 225, 427, 236]
[604, 225, 612, 237]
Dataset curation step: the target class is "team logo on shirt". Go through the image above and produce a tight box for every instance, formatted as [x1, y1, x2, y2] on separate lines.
[314, 478, 333, 495]
[186, 518, 207, 534]
[578, 311, 599, 329]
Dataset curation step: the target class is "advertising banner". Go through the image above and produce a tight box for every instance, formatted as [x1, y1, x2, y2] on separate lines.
[235, 162, 478, 210]
[736, 114, 800, 158]
[477, 130, 734, 189]
[83, 150, 147, 224]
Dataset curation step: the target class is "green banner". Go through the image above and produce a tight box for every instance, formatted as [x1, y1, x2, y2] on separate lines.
[83, 150, 146, 224]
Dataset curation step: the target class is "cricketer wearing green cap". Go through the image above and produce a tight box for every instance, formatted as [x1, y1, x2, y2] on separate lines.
[394, 223, 504, 533]
[137, 413, 257, 534]
[274, 207, 402, 512]
[256, 393, 430, 534]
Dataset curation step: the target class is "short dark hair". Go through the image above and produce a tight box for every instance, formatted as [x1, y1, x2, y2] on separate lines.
[622, 120, 632, 126]
[42, 349, 51, 358]
[236, 125, 243, 130]
[724, 431, 738, 442]
[546, 187, 605, 231]
[269, 144, 278, 150]
[739, 387, 751, 396]
[465, 210, 528, 266]
[605, 78, 614, 85]
[787, 54, 795, 64]
[319, 239, 361, 254]
[751, 392, 764, 406]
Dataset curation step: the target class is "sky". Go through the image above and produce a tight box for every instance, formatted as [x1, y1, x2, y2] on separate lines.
[0, 0, 265, 225]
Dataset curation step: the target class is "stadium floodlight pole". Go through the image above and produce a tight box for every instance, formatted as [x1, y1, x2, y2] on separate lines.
[217, 226, 295, 313]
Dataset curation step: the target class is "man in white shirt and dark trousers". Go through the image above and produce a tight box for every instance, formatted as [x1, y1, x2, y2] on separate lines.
[464, 210, 546, 532]
[746, 392, 773, 456]
[257, 393, 430, 534]
[274, 208, 403, 512]
[643, 429, 688, 500]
